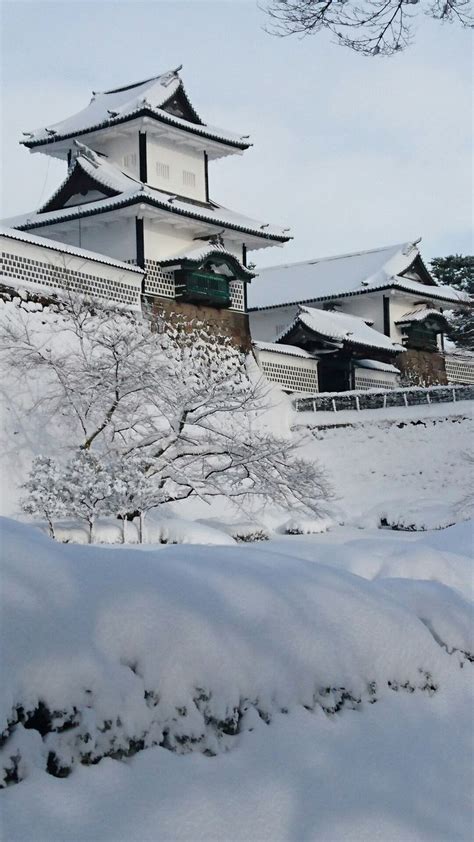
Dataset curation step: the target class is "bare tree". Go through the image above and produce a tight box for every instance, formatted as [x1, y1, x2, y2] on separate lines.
[1, 294, 332, 537]
[264, 0, 472, 55]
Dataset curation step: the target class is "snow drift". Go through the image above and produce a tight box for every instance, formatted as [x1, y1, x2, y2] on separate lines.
[1, 517, 472, 787]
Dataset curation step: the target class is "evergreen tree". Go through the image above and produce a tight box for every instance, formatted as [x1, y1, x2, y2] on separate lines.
[430, 255, 474, 351]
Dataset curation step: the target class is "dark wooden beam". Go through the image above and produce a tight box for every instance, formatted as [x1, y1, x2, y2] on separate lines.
[383, 295, 391, 336]
[139, 133, 147, 183]
[136, 218, 145, 269]
[203, 151, 209, 202]
[242, 243, 247, 267]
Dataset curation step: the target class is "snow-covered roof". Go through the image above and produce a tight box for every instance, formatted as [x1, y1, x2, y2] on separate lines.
[395, 308, 449, 325]
[253, 341, 316, 359]
[0, 225, 144, 275]
[280, 306, 404, 353]
[21, 67, 251, 154]
[355, 359, 400, 374]
[248, 242, 466, 309]
[7, 148, 290, 246]
[159, 242, 254, 277]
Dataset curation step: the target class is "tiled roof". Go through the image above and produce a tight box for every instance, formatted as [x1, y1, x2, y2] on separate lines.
[280, 306, 404, 353]
[248, 242, 466, 309]
[395, 308, 449, 325]
[21, 68, 251, 152]
[159, 243, 255, 278]
[8, 150, 290, 244]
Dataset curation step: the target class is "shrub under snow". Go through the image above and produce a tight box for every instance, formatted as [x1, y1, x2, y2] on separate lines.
[1, 517, 472, 787]
[280, 515, 334, 535]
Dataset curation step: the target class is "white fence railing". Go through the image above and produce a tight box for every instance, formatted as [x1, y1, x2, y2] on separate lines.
[294, 384, 474, 413]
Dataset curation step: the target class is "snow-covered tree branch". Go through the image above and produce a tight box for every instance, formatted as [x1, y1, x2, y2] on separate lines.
[1, 294, 332, 538]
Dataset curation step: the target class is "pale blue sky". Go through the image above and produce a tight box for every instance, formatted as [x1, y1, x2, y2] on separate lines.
[1, 0, 472, 267]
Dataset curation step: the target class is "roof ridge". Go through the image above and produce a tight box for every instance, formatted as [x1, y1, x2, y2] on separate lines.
[95, 66, 182, 96]
[257, 242, 413, 273]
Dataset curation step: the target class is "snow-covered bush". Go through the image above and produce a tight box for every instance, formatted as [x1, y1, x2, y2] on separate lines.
[199, 519, 271, 542]
[21, 456, 67, 539]
[1, 518, 472, 787]
[144, 514, 236, 545]
[280, 515, 334, 535]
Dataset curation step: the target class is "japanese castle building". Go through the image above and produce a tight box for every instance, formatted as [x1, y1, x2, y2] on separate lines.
[1, 67, 471, 393]
[249, 242, 471, 391]
[2, 66, 290, 348]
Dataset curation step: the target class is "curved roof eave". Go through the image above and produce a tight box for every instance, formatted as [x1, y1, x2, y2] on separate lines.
[248, 281, 465, 311]
[21, 107, 251, 152]
[13, 193, 291, 245]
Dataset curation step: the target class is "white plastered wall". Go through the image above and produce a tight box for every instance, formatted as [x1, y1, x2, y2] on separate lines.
[0, 233, 143, 307]
[146, 136, 206, 201]
[31, 218, 137, 264]
[254, 347, 319, 394]
[144, 219, 194, 261]
[249, 305, 299, 341]
[93, 133, 140, 179]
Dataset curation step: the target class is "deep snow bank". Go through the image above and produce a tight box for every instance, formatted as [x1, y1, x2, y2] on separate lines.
[1, 517, 472, 786]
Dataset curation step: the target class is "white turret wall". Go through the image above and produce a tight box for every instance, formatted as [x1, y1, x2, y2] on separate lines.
[32, 219, 137, 264]
[146, 136, 206, 201]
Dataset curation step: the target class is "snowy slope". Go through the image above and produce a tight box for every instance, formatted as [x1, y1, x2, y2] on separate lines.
[295, 408, 473, 529]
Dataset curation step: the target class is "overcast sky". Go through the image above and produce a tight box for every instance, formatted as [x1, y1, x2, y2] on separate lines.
[1, 0, 472, 268]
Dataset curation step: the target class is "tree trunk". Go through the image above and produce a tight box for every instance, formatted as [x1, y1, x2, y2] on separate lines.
[88, 517, 94, 544]
[139, 511, 145, 544]
[46, 516, 56, 541]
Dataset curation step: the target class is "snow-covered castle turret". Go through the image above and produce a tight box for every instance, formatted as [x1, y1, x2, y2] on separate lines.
[10, 67, 291, 347]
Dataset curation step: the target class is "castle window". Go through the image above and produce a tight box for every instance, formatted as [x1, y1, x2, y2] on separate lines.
[183, 170, 196, 188]
[123, 153, 137, 170]
[156, 161, 170, 179]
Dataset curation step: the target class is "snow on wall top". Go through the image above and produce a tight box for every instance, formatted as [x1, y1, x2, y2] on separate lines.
[280, 306, 404, 353]
[0, 225, 144, 275]
[21, 67, 251, 152]
[249, 242, 466, 309]
[7, 149, 290, 245]
[253, 341, 316, 359]
[355, 359, 400, 374]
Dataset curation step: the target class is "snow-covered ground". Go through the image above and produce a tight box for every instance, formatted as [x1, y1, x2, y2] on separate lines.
[1, 517, 472, 840]
[297, 404, 473, 529]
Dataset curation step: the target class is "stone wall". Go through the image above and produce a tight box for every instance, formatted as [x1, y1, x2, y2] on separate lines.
[396, 349, 447, 387]
[149, 297, 252, 351]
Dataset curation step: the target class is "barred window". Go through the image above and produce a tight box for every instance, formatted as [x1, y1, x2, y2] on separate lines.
[123, 153, 137, 170]
[182, 170, 196, 188]
[156, 161, 170, 179]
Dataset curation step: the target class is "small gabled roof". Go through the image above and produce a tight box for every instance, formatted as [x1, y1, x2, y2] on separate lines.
[21, 67, 251, 154]
[395, 308, 449, 327]
[279, 306, 404, 354]
[159, 242, 255, 281]
[248, 241, 467, 310]
[7, 145, 290, 247]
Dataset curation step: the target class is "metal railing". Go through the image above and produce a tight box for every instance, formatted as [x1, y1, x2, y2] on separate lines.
[294, 384, 474, 413]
